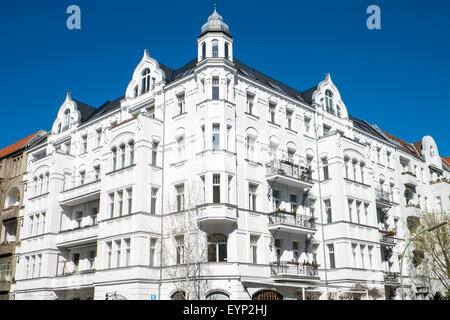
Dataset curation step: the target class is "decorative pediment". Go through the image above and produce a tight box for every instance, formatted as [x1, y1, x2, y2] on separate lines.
[51, 93, 82, 134]
[311, 73, 348, 119]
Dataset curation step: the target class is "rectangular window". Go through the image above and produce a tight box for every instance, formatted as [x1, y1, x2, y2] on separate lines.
[201, 176, 206, 203]
[79, 170, 85, 185]
[41, 212, 46, 234]
[246, 93, 254, 114]
[322, 157, 329, 180]
[377, 147, 381, 163]
[360, 245, 366, 269]
[109, 193, 115, 218]
[274, 239, 282, 262]
[290, 194, 297, 213]
[152, 141, 159, 166]
[348, 199, 353, 223]
[246, 136, 256, 161]
[149, 238, 157, 267]
[94, 165, 100, 181]
[92, 207, 98, 225]
[75, 211, 83, 228]
[176, 235, 184, 264]
[177, 136, 185, 159]
[117, 190, 123, 217]
[106, 241, 112, 268]
[150, 188, 158, 214]
[286, 109, 293, 129]
[328, 244, 335, 268]
[352, 243, 358, 268]
[304, 117, 311, 135]
[356, 201, 362, 224]
[292, 241, 299, 262]
[96, 128, 102, 147]
[127, 188, 133, 215]
[213, 174, 221, 203]
[29, 215, 34, 236]
[324, 199, 332, 223]
[212, 124, 220, 150]
[272, 190, 281, 211]
[129, 142, 134, 165]
[82, 135, 87, 153]
[227, 175, 233, 204]
[212, 77, 219, 100]
[250, 235, 258, 264]
[177, 93, 185, 115]
[248, 183, 258, 211]
[269, 102, 276, 123]
[176, 184, 185, 212]
[368, 246, 373, 269]
[226, 125, 232, 150]
[125, 238, 131, 266]
[120, 145, 126, 168]
[115, 240, 121, 267]
[364, 204, 369, 225]
[112, 149, 117, 171]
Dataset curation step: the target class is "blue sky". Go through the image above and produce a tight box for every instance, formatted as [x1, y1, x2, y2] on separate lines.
[0, 0, 449, 156]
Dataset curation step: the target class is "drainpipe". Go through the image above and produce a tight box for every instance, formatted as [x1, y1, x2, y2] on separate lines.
[158, 88, 167, 300]
[313, 111, 329, 296]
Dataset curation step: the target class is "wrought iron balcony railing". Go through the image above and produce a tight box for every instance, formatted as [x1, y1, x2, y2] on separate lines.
[375, 188, 392, 203]
[266, 159, 312, 182]
[269, 212, 316, 230]
[270, 261, 318, 277]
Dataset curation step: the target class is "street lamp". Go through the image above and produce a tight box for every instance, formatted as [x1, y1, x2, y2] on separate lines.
[399, 221, 448, 300]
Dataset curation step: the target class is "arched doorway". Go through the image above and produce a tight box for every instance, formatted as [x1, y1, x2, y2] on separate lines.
[171, 291, 186, 300]
[252, 290, 283, 300]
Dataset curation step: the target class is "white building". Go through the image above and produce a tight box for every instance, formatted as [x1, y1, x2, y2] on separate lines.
[11, 8, 450, 300]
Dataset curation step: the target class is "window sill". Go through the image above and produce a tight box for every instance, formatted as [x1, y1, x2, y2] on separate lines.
[245, 159, 262, 166]
[344, 178, 371, 188]
[171, 159, 187, 167]
[172, 112, 187, 120]
[244, 112, 259, 120]
[62, 179, 101, 193]
[106, 164, 136, 175]
[149, 163, 163, 170]
[28, 192, 50, 201]
[267, 121, 280, 128]
[285, 127, 297, 134]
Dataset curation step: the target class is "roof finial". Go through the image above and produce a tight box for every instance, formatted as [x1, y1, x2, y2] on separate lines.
[214, 3, 216, 11]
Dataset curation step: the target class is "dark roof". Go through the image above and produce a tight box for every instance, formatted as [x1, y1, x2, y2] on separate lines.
[349, 115, 393, 143]
[301, 85, 318, 104]
[234, 58, 309, 103]
[73, 100, 98, 123]
[83, 96, 124, 123]
[166, 58, 198, 83]
[382, 130, 422, 160]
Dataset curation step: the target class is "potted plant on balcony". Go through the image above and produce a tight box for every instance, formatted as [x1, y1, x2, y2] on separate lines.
[287, 260, 299, 265]
[303, 261, 313, 267]
[275, 207, 281, 212]
[312, 261, 319, 268]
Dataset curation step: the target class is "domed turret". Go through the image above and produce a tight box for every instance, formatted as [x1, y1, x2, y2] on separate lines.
[197, 5, 233, 62]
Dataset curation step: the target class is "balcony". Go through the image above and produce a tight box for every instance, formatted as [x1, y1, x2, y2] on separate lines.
[384, 272, 400, 283]
[375, 189, 393, 208]
[379, 234, 396, 246]
[56, 224, 98, 248]
[268, 212, 316, 235]
[197, 203, 237, 232]
[54, 263, 95, 289]
[401, 171, 418, 186]
[270, 261, 319, 279]
[59, 179, 101, 207]
[266, 160, 313, 189]
[1, 206, 19, 221]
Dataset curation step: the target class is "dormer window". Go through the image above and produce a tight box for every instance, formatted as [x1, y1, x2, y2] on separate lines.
[212, 41, 219, 57]
[141, 68, 151, 95]
[325, 90, 334, 115]
[63, 109, 71, 131]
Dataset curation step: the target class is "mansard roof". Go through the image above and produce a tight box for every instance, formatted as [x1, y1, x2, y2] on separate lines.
[72, 100, 97, 123]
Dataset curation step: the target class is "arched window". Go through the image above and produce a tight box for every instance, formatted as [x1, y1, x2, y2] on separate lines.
[141, 68, 151, 94]
[336, 105, 341, 118]
[120, 144, 126, 168]
[224, 43, 229, 60]
[57, 123, 62, 133]
[133, 85, 139, 98]
[129, 141, 135, 165]
[206, 291, 230, 300]
[112, 148, 117, 171]
[63, 109, 71, 131]
[325, 90, 334, 114]
[212, 41, 219, 57]
[201, 42, 206, 60]
[208, 233, 227, 262]
[252, 290, 283, 300]
[171, 291, 185, 300]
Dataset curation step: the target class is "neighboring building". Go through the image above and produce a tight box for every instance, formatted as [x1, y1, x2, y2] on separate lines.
[0, 130, 47, 300]
[11, 8, 450, 300]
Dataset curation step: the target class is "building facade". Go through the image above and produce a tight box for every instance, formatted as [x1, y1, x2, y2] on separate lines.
[0, 131, 46, 300]
[9, 9, 450, 300]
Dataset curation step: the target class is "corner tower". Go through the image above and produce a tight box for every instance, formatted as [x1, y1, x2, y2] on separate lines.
[197, 6, 233, 62]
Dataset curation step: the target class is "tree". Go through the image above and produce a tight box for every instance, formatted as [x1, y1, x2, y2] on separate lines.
[160, 182, 209, 300]
[409, 210, 449, 297]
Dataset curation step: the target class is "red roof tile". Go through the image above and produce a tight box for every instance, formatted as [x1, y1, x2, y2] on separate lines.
[0, 131, 42, 159]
